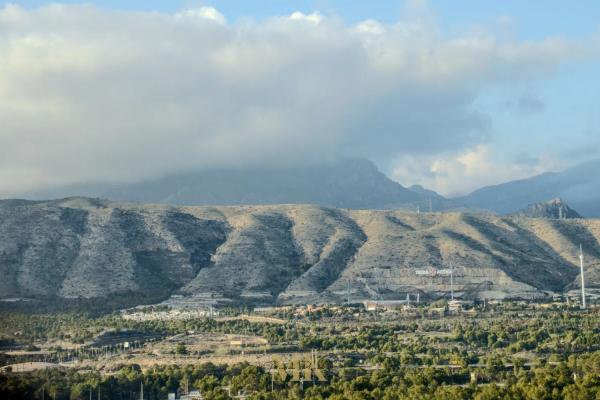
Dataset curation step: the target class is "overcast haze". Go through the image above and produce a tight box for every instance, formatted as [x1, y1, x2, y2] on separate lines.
[1, 1, 599, 197]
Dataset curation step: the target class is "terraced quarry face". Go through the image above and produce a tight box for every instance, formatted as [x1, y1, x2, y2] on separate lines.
[0, 198, 597, 306]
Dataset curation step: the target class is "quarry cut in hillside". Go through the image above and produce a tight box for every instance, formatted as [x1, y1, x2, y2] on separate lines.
[0, 198, 598, 306]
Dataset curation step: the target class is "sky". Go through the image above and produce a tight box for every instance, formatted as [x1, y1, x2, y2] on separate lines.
[1, 1, 599, 197]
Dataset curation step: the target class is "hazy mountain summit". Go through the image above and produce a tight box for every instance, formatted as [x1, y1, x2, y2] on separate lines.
[513, 198, 583, 219]
[28, 158, 452, 211]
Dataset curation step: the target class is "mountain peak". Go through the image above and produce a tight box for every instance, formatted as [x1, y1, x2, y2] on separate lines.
[513, 198, 583, 219]
[25, 158, 429, 210]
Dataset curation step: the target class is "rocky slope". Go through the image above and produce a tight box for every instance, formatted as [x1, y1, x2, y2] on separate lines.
[1, 198, 598, 306]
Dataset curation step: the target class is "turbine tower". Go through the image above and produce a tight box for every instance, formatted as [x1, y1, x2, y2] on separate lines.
[579, 244, 586, 309]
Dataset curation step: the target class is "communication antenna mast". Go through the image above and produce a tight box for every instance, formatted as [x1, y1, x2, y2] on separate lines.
[417, 205, 420, 214]
[406, 292, 410, 305]
[580, 244, 586, 309]
[450, 263, 455, 301]
[346, 279, 351, 306]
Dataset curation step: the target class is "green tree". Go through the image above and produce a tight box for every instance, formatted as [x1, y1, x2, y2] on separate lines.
[175, 342, 189, 355]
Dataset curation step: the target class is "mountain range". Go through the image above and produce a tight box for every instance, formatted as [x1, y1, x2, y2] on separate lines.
[26, 159, 424, 209]
[25, 158, 455, 212]
[458, 159, 600, 217]
[25, 158, 600, 217]
[1, 198, 598, 307]
[6, 157, 600, 308]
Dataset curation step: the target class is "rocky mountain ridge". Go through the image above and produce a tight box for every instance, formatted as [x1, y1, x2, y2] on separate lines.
[21, 157, 600, 218]
[512, 198, 583, 219]
[1, 198, 598, 307]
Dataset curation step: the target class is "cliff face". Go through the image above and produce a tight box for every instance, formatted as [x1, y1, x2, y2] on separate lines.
[1, 198, 598, 306]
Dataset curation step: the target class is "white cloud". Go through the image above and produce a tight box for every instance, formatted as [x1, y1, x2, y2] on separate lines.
[355, 20, 386, 35]
[0, 4, 592, 196]
[176, 7, 226, 24]
[288, 11, 322, 24]
[391, 145, 561, 196]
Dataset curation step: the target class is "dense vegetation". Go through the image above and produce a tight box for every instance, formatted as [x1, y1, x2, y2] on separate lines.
[1, 353, 599, 399]
[1, 305, 599, 399]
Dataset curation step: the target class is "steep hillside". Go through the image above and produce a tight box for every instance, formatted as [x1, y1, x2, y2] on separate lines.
[1, 198, 598, 307]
